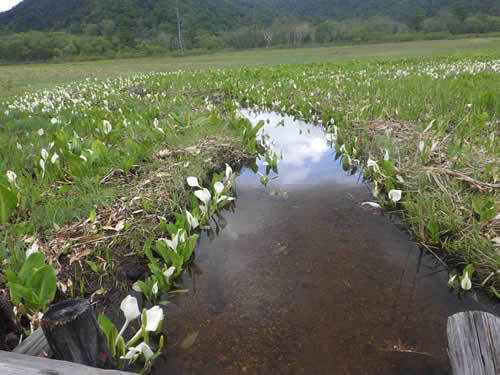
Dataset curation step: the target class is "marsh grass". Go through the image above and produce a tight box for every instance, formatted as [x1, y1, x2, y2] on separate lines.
[0, 40, 498, 317]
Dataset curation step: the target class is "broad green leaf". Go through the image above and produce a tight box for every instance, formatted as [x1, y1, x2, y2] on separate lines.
[0, 184, 18, 223]
[19, 252, 46, 283]
[8, 282, 36, 307]
[472, 196, 496, 222]
[86, 260, 99, 273]
[28, 265, 57, 310]
[98, 313, 118, 356]
[342, 156, 350, 171]
[67, 152, 84, 178]
[382, 160, 394, 176]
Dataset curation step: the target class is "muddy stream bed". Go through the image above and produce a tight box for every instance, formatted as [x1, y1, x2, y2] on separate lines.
[152, 111, 492, 374]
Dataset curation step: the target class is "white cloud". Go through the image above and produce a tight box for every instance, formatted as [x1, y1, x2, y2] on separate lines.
[0, 0, 22, 13]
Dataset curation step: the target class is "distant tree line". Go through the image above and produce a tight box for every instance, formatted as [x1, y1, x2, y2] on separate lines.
[1, 4, 499, 63]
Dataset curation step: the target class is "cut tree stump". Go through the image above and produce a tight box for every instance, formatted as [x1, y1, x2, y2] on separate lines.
[41, 299, 114, 369]
[447, 310, 500, 375]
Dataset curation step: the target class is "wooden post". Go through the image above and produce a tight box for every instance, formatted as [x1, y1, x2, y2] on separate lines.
[41, 299, 114, 369]
[447, 311, 500, 375]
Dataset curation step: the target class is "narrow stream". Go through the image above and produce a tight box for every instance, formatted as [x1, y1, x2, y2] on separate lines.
[154, 111, 488, 375]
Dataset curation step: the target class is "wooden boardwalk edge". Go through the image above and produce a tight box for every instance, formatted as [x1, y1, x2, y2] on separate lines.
[0, 350, 136, 375]
[447, 310, 500, 375]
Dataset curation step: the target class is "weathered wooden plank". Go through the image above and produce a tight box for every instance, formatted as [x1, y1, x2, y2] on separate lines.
[0, 350, 136, 375]
[447, 311, 500, 375]
[13, 328, 52, 357]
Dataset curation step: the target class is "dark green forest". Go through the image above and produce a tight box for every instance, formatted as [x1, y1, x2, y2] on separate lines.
[1, 0, 499, 62]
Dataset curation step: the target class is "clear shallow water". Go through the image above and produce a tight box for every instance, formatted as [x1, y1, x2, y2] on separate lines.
[153, 111, 488, 375]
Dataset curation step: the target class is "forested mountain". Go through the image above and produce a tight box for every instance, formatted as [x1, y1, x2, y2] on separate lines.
[1, 0, 497, 35]
[0, 0, 499, 62]
[0, 0, 273, 34]
[235, 0, 498, 22]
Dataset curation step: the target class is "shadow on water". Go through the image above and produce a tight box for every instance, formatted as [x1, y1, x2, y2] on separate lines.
[153, 111, 489, 375]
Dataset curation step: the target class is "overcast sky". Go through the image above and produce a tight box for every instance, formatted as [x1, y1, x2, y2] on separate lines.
[0, 0, 22, 12]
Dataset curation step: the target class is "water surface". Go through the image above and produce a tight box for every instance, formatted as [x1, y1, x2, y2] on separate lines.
[154, 111, 487, 375]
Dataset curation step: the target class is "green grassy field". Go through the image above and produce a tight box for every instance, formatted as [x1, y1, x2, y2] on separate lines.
[1, 37, 500, 97]
[0, 38, 498, 351]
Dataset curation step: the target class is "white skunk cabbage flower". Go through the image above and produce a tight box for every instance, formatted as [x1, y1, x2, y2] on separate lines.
[418, 141, 425, 153]
[103, 120, 112, 135]
[461, 272, 472, 290]
[187, 176, 201, 188]
[116, 295, 141, 345]
[185, 210, 199, 230]
[384, 149, 390, 161]
[164, 266, 176, 282]
[388, 189, 402, 203]
[121, 342, 154, 361]
[6, 170, 17, 185]
[195, 188, 211, 205]
[145, 306, 163, 332]
[367, 159, 379, 172]
[225, 163, 232, 179]
[121, 295, 140, 322]
[214, 182, 224, 196]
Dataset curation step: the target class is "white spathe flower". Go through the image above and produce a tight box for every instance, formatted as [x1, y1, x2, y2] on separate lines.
[116, 295, 141, 345]
[384, 149, 390, 161]
[153, 118, 159, 128]
[41, 148, 49, 160]
[38, 128, 44, 136]
[120, 295, 141, 322]
[152, 282, 158, 295]
[16, 143, 22, 150]
[145, 306, 163, 332]
[49, 142, 54, 150]
[194, 188, 211, 205]
[6, 170, 17, 185]
[26, 241, 40, 258]
[136, 342, 154, 361]
[164, 266, 176, 282]
[388, 189, 402, 203]
[418, 141, 425, 153]
[51, 153, 59, 164]
[50, 118, 59, 125]
[461, 272, 472, 290]
[367, 158, 379, 171]
[120, 342, 154, 361]
[187, 176, 201, 188]
[39, 159, 45, 176]
[121, 346, 140, 360]
[225, 163, 232, 180]
[163, 235, 178, 252]
[185, 210, 199, 230]
[216, 195, 235, 204]
[103, 120, 112, 135]
[214, 182, 224, 196]
[80, 155, 87, 162]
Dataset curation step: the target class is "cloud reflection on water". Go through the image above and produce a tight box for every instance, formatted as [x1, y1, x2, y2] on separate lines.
[236, 110, 362, 188]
